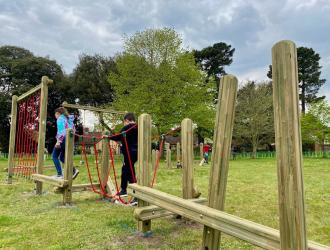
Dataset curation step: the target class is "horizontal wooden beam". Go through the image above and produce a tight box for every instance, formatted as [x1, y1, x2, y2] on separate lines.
[17, 78, 52, 102]
[54, 183, 100, 193]
[127, 184, 330, 250]
[32, 174, 68, 187]
[17, 85, 41, 102]
[62, 102, 126, 114]
[134, 197, 207, 221]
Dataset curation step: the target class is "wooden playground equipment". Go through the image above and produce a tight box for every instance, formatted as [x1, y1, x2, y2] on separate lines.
[6, 40, 330, 249]
[6, 80, 124, 204]
[7, 76, 52, 194]
[127, 41, 330, 250]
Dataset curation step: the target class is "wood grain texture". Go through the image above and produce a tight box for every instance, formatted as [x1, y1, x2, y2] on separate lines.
[272, 40, 307, 250]
[7, 95, 18, 184]
[202, 75, 238, 250]
[128, 184, 329, 250]
[63, 129, 74, 204]
[137, 114, 152, 232]
[181, 118, 194, 199]
[35, 76, 50, 194]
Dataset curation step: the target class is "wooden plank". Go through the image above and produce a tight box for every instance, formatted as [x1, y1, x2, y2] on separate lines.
[63, 129, 74, 204]
[35, 76, 50, 194]
[54, 183, 101, 193]
[181, 118, 194, 199]
[32, 174, 68, 187]
[137, 114, 152, 232]
[62, 102, 126, 114]
[16, 77, 52, 102]
[128, 184, 330, 250]
[202, 75, 238, 249]
[17, 85, 41, 102]
[7, 95, 18, 184]
[272, 40, 307, 249]
[165, 143, 171, 168]
[134, 197, 207, 221]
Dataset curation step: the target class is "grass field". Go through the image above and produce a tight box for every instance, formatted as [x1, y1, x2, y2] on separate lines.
[0, 157, 329, 249]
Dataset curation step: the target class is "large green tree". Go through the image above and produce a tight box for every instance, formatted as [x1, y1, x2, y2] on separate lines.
[301, 100, 330, 157]
[233, 81, 274, 158]
[0, 45, 67, 152]
[267, 46, 326, 113]
[109, 28, 215, 135]
[70, 54, 116, 106]
[194, 42, 235, 81]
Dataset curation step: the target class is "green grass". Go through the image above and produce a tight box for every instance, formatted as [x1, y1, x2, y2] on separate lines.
[0, 157, 329, 249]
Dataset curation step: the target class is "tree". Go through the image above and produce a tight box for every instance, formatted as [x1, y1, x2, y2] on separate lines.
[0, 93, 11, 152]
[70, 54, 116, 106]
[234, 81, 274, 158]
[124, 28, 182, 67]
[194, 42, 235, 80]
[109, 28, 215, 135]
[301, 100, 330, 157]
[0, 45, 66, 152]
[267, 47, 326, 113]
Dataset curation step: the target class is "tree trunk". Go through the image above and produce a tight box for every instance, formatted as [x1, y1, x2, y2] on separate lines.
[252, 144, 257, 159]
[322, 138, 326, 158]
[301, 83, 306, 114]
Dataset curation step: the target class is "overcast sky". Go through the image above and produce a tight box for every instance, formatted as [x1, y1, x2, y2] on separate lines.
[1, 0, 330, 102]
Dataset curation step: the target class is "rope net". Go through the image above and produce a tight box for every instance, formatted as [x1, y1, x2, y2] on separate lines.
[75, 124, 163, 205]
[13, 90, 41, 178]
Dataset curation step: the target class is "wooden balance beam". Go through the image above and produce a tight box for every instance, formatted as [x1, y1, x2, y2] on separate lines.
[32, 174, 68, 187]
[134, 197, 207, 221]
[128, 184, 330, 250]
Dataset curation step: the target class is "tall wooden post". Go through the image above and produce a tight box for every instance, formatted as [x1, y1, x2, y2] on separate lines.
[152, 149, 156, 171]
[176, 142, 181, 167]
[7, 95, 18, 184]
[63, 129, 74, 205]
[200, 142, 204, 160]
[35, 76, 51, 194]
[101, 132, 110, 196]
[137, 114, 152, 233]
[202, 75, 238, 250]
[272, 40, 307, 250]
[181, 118, 194, 199]
[165, 143, 171, 168]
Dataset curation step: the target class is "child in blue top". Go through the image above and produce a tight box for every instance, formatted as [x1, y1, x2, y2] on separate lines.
[52, 107, 79, 179]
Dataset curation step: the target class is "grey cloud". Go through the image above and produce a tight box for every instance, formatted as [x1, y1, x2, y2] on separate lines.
[0, 0, 329, 99]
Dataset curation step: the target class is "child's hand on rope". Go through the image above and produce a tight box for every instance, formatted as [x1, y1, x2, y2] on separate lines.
[55, 142, 61, 148]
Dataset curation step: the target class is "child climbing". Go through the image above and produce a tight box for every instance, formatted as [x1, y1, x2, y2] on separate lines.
[110, 113, 138, 200]
[52, 107, 79, 179]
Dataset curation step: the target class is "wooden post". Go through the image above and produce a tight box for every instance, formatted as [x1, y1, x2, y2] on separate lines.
[7, 95, 18, 184]
[165, 143, 171, 168]
[152, 149, 156, 171]
[200, 142, 204, 160]
[176, 142, 181, 167]
[35, 76, 51, 194]
[63, 129, 74, 205]
[181, 118, 194, 199]
[272, 40, 307, 250]
[202, 75, 238, 250]
[137, 114, 152, 233]
[101, 132, 110, 196]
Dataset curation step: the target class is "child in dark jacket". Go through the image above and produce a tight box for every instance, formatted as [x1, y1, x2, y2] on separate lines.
[110, 113, 137, 196]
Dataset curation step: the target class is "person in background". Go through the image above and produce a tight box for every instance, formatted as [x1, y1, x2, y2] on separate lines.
[52, 107, 79, 179]
[203, 143, 211, 164]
